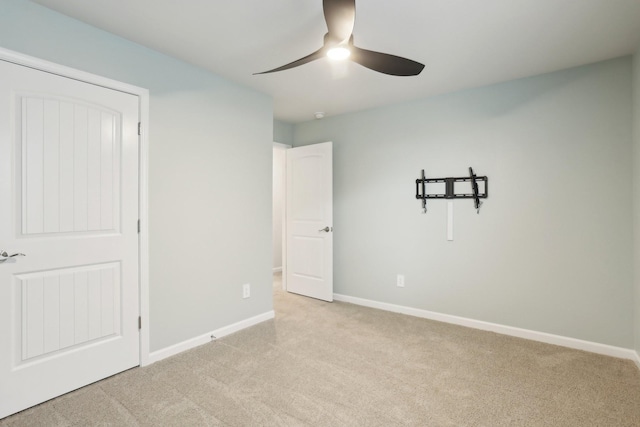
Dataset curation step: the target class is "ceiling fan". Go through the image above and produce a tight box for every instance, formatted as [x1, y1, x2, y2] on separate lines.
[255, 0, 425, 76]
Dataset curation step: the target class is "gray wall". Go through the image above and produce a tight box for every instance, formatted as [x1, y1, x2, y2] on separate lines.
[634, 48, 640, 355]
[0, 0, 274, 352]
[274, 120, 294, 145]
[294, 58, 634, 348]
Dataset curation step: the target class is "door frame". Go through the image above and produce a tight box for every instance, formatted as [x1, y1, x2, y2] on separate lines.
[0, 47, 152, 366]
[273, 142, 291, 291]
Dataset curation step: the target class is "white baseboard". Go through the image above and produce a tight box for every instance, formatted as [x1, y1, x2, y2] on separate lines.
[273, 267, 282, 273]
[633, 351, 640, 370]
[145, 310, 275, 365]
[333, 294, 637, 362]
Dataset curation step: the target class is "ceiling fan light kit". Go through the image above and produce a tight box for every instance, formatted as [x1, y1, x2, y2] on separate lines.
[327, 46, 351, 60]
[255, 0, 424, 76]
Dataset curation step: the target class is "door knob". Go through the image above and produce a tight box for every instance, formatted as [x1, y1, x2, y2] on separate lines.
[318, 226, 331, 232]
[0, 251, 26, 263]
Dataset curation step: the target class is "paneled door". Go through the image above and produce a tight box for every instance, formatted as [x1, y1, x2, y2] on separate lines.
[0, 59, 140, 418]
[285, 142, 333, 301]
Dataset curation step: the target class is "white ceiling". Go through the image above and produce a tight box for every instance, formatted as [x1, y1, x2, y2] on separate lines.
[33, 0, 640, 123]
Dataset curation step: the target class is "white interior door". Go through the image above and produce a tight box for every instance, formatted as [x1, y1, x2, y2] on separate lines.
[285, 142, 333, 301]
[0, 59, 140, 418]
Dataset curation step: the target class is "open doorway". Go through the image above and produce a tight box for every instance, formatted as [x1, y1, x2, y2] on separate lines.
[273, 142, 290, 291]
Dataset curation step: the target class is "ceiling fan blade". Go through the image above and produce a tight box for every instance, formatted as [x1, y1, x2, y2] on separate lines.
[323, 0, 356, 43]
[350, 46, 425, 76]
[254, 47, 325, 75]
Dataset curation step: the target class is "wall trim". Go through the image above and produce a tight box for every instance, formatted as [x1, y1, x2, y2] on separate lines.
[0, 46, 148, 97]
[147, 310, 275, 365]
[333, 293, 638, 362]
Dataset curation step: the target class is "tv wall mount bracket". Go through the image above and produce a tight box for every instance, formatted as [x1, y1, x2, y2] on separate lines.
[415, 167, 488, 214]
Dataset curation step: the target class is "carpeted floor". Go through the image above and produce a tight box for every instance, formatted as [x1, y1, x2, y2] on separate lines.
[2, 273, 640, 426]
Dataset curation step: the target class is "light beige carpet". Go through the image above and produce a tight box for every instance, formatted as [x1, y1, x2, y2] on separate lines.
[2, 274, 640, 426]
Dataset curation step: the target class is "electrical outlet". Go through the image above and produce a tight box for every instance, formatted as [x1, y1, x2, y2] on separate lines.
[397, 274, 405, 287]
[242, 283, 251, 299]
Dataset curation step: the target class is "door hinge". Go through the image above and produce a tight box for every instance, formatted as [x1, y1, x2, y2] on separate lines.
[137, 219, 140, 233]
[138, 122, 141, 136]
[138, 316, 142, 330]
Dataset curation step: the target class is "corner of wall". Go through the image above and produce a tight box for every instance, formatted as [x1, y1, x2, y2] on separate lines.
[273, 119, 294, 145]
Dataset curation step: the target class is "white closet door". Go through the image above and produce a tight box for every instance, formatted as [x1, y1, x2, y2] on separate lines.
[0, 59, 140, 418]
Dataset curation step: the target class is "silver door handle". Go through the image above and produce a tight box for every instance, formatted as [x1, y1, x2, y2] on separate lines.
[0, 251, 26, 263]
[318, 227, 331, 232]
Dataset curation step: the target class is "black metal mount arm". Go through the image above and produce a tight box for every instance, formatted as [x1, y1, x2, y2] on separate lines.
[415, 167, 488, 213]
